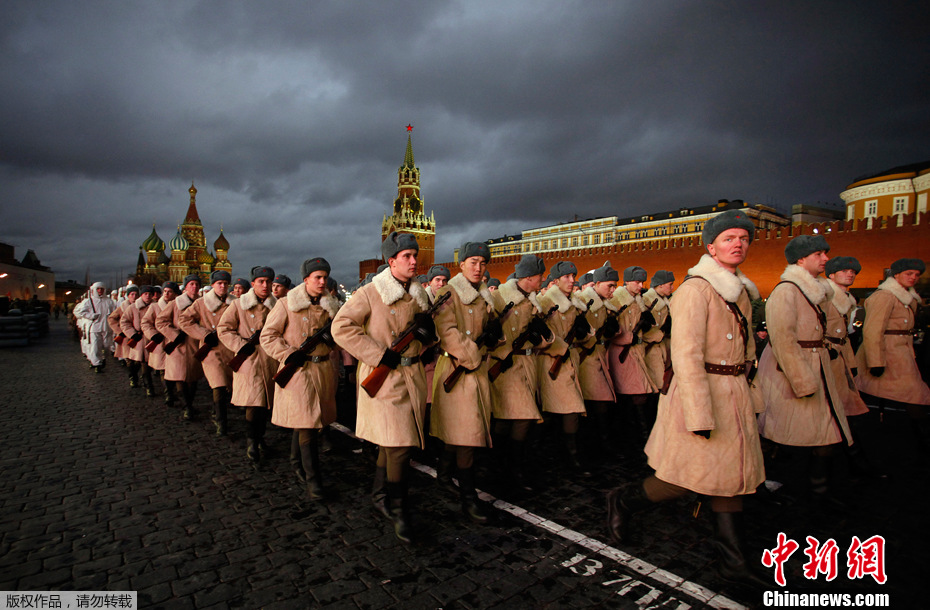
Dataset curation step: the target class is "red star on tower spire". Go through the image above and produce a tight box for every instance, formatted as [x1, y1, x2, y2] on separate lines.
[406, 124, 413, 132]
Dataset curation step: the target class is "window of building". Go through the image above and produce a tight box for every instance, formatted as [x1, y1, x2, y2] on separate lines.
[894, 197, 908, 214]
[592, 234, 600, 245]
[562, 238, 569, 248]
[571, 237, 578, 247]
[865, 200, 878, 217]
[582, 235, 588, 246]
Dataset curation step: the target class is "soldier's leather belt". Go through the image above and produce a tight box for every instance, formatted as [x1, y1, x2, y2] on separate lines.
[520, 348, 544, 356]
[399, 355, 419, 366]
[825, 336, 846, 346]
[704, 362, 747, 376]
[797, 340, 824, 348]
[884, 330, 914, 336]
[308, 355, 329, 363]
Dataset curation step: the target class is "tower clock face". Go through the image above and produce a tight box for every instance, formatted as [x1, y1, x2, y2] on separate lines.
[394, 198, 403, 214]
[408, 196, 420, 214]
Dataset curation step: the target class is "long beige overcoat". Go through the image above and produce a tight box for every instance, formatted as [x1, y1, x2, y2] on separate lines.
[487, 279, 552, 421]
[179, 289, 234, 389]
[119, 298, 150, 363]
[823, 280, 869, 416]
[756, 264, 852, 447]
[217, 288, 277, 408]
[142, 297, 169, 371]
[641, 288, 672, 390]
[332, 268, 430, 448]
[155, 294, 203, 383]
[575, 285, 617, 402]
[430, 274, 494, 447]
[108, 301, 130, 360]
[607, 287, 658, 396]
[260, 286, 340, 429]
[855, 277, 930, 405]
[645, 254, 765, 497]
[536, 287, 587, 415]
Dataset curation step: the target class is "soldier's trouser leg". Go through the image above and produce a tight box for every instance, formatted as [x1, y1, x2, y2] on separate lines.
[505, 419, 534, 491]
[436, 444, 457, 492]
[128, 361, 140, 387]
[88, 332, 105, 368]
[562, 413, 590, 476]
[585, 400, 613, 452]
[181, 381, 197, 420]
[211, 387, 229, 435]
[290, 429, 305, 482]
[244, 407, 264, 463]
[379, 447, 413, 543]
[904, 402, 930, 452]
[298, 429, 323, 500]
[164, 381, 179, 407]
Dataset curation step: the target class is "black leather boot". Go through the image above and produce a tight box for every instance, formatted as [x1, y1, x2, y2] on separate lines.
[299, 437, 324, 501]
[712, 511, 769, 589]
[458, 467, 488, 524]
[246, 418, 261, 466]
[564, 433, 592, 477]
[290, 430, 306, 482]
[507, 440, 534, 492]
[605, 482, 651, 545]
[164, 382, 178, 408]
[142, 365, 155, 397]
[181, 382, 196, 420]
[211, 387, 229, 436]
[385, 481, 412, 543]
[371, 466, 389, 518]
[128, 361, 139, 388]
[436, 449, 457, 493]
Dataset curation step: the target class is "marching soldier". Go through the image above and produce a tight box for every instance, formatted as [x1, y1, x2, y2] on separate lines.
[231, 278, 250, 299]
[73, 281, 117, 373]
[430, 242, 501, 523]
[756, 235, 852, 506]
[156, 274, 204, 419]
[537, 261, 591, 474]
[120, 285, 155, 394]
[179, 270, 235, 436]
[108, 284, 137, 367]
[488, 254, 553, 490]
[574, 263, 620, 451]
[143, 282, 178, 405]
[218, 266, 278, 465]
[642, 270, 675, 394]
[272, 274, 292, 300]
[331, 232, 436, 543]
[608, 266, 659, 448]
[261, 258, 340, 500]
[856, 258, 930, 449]
[607, 209, 766, 588]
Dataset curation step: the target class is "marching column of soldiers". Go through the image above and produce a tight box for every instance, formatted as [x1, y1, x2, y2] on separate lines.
[70, 217, 929, 589]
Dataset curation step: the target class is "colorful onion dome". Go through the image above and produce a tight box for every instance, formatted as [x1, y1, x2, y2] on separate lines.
[198, 250, 215, 265]
[214, 229, 230, 251]
[168, 227, 189, 253]
[142, 225, 165, 252]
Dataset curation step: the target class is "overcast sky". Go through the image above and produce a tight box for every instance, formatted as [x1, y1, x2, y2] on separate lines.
[2, 1, 927, 288]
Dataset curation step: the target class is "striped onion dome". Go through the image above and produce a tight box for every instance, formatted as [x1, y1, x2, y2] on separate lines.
[168, 227, 189, 253]
[142, 225, 165, 252]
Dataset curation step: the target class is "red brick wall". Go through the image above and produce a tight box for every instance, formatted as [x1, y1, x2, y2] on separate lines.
[442, 214, 930, 297]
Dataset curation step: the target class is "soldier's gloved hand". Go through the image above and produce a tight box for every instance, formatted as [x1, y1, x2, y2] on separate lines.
[870, 367, 885, 378]
[131, 332, 143, 342]
[481, 318, 504, 348]
[379, 349, 401, 369]
[237, 342, 256, 359]
[527, 316, 553, 345]
[601, 315, 620, 339]
[285, 351, 308, 367]
[204, 332, 219, 347]
[571, 314, 591, 338]
[850, 367, 858, 377]
[413, 312, 438, 344]
[639, 310, 656, 330]
[693, 430, 711, 439]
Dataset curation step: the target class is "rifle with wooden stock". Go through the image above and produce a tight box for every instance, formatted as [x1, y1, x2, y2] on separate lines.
[487, 305, 559, 382]
[547, 300, 594, 379]
[194, 331, 219, 362]
[577, 306, 622, 365]
[441, 300, 515, 393]
[617, 302, 656, 364]
[228, 329, 261, 371]
[360, 291, 451, 398]
[272, 320, 334, 388]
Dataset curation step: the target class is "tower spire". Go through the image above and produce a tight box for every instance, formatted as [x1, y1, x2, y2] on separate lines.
[403, 134, 415, 168]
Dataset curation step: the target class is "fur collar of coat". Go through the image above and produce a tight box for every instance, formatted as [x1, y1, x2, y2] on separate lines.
[688, 254, 761, 303]
[448, 273, 493, 307]
[539, 286, 574, 313]
[239, 288, 277, 311]
[642, 288, 669, 313]
[574, 285, 617, 313]
[877, 276, 920, 306]
[611, 285, 644, 310]
[157, 296, 170, 308]
[134, 298, 149, 311]
[780, 264, 829, 305]
[498, 278, 543, 313]
[176, 293, 196, 313]
[372, 267, 429, 309]
[827, 279, 857, 316]
[204, 288, 228, 313]
[286, 284, 340, 317]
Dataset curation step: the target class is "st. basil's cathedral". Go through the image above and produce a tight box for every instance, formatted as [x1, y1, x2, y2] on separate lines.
[132, 182, 232, 286]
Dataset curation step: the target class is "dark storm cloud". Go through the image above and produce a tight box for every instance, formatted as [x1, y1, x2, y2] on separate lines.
[1, 1, 926, 285]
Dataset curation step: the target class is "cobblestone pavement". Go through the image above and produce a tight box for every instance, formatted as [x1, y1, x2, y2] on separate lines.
[0, 321, 921, 609]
